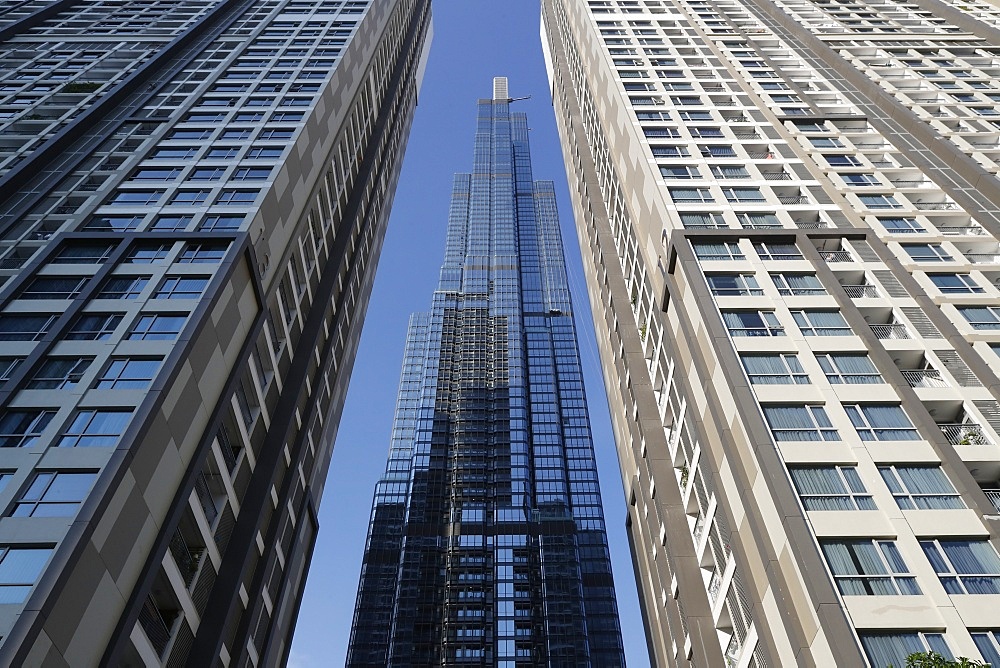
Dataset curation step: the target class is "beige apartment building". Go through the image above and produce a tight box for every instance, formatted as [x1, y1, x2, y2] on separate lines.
[542, 0, 1000, 665]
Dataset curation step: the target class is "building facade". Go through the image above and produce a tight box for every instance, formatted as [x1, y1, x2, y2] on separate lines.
[0, 0, 431, 665]
[542, 0, 1000, 666]
[347, 78, 625, 667]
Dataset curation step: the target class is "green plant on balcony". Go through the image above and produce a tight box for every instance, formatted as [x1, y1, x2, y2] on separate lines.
[889, 651, 987, 667]
[679, 464, 689, 488]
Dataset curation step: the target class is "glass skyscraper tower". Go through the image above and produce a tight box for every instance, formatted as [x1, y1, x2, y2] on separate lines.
[347, 78, 625, 667]
[0, 1, 430, 666]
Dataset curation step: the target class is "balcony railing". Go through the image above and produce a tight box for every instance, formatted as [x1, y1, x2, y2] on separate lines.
[843, 284, 879, 298]
[964, 253, 1000, 264]
[777, 194, 808, 204]
[939, 226, 987, 236]
[821, 250, 854, 262]
[900, 369, 949, 388]
[939, 423, 993, 446]
[983, 489, 1000, 512]
[913, 201, 960, 210]
[891, 180, 933, 187]
[711, 288, 765, 296]
[870, 323, 910, 339]
[762, 172, 792, 180]
[169, 530, 204, 587]
[139, 596, 173, 657]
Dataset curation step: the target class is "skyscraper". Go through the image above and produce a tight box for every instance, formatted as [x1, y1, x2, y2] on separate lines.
[0, 1, 430, 665]
[542, 0, 1000, 666]
[347, 77, 625, 667]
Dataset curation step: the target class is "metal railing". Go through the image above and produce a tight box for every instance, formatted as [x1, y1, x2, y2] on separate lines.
[983, 489, 1000, 512]
[892, 180, 932, 187]
[762, 172, 792, 180]
[711, 288, 765, 296]
[843, 284, 879, 298]
[900, 369, 949, 388]
[870, 324, 910, 339]
[777, 194, 808, 204]
[194, 473, 219, 525]
[939, 226, 987, 235]
[939, 423, 993, 446]
[964, 253, 1000, 264]
[913, 201, 960, 210]
[821, 250, 854, 262]
[139, 596, 173, 657]
[727, 327, 785, 337]
[169, 529, 204, 587]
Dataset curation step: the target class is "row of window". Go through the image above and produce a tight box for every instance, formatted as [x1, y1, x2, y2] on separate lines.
[763, 403, 919, 442]
[0, 409, 131, 449]
[16, 274, 209, 301]
[790, 464, 962, 511]
[0, 311, 185, 343]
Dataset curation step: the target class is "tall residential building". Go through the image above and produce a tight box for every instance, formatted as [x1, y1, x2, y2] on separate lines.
[0, 0, 430, 665]
[346, 77, 625, 668]
[542, 0, 1000, 665]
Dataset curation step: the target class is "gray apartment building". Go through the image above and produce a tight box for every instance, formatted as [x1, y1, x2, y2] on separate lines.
[0, 0, 430, 665]
[542, 0, 1000, 665]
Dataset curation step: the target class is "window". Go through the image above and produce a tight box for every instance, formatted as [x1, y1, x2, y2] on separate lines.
[189, 167, 226, 182]
[178, 243, 228, 263]
[903, 243, 952, 262]
[860, 632, 953, 668]
[825, 154, 862, 166]
[711, 165, 750, 179]
[247, 146, 283, 159]
[859, 194, 903, 210]
[659, 165, 701, 179]
[678, 110, 712, 121]
[706, 274, 762, 296]
[651, 145, 690, 158]
[669, 187, 713, 203]
[150, 147, 198, 160]
[57, 409, 132, 447]
[723, 187, 765, 203]
[929, 273, 983, 294]
[233, 167, 271, 181]
[65, 313, 123, 341]
[877, 217, 923, 233]
[754, 242, 802, 260]
[96, 276, 150, 300]
[170, 190, 211, 205]
[108, 190, 163, 206]
[701, 145, 736, 157]
[128, 314, 187, 341]
[0, 358, 21, 385]
[762, 405, 840, 441]
[841, 173, 881, 186]
[741, 353, 808, 384]
[27, 357, 92, 389]
[200, 215, 244, 231]
[921, 539, 1000, 594]
[693, 241, 743, 260]
[959, 306, 1000, 330]
[811, 138, 844, 148]
[51, 243, 115, 265]
[771, 273, 825, 296]
[215, 189, 259, 205]
[0, 547, 53, 604]
[84, 215, 143, 232]
[737, 212, 781, 229]
[844, 404, 920, 441]
[722, 310, 784, 337]
[789, 466, 875, 510]
[789, 309, 853, 337]
[689, 126, 723, 138]
[151, 215, 193, 232]
[0, 314, 57, 341]
[20, 276, 88, 300]
[11, 472, 96, 517]
[154, 276, 209, 299]
[94, 358, 161, 390]
[129, 168, 181, 182]
[221, 129, 253, 141]
[259, 128, 294, 140]
[125, 243, 170, 265]
[207, 147, 241, 160]
[878, 466, 963, 509]
[972, 631, 1000, 668]
[679, 212, 726, 228]
[821, 540, 920, 595]
[816, 353, 883, 384]
[0, 411, 56, 447]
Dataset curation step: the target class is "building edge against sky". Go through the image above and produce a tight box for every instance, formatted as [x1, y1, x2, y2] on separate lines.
[0, 1, 430, 666]
[347, 77, 626, 666]
[542, 0, 1000, 666]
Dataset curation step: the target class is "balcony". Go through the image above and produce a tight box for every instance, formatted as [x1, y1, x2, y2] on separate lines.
[900, 369, 949, 388]
[982, 488, 1000, 512]
[965, 253, 1000, 264]
[939, 225, 987, 236]
[870, 323, 910, 339]
[939, 423, 993, 446]
[777, 194, 809, 204]
[913, 200, 961, 211]
[821, 250, 854, 262]
[843, 284, 879, 298]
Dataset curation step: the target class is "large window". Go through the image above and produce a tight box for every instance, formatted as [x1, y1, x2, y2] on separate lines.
[127, 314, 187, 341]
[0, 546, 53, 604]
[878, 217, 924, 233]
[94, 358, 161, 390]
[20, 276, 88, 300]
[0, 314, 57, 341]
[741, 354, 808, 384]
[959, 306, 1000, 330]
[844, 404, 920, 441]
[972, 631, 1000, 668]
[27, 357, 92, 390]
[771, 273, 825, 296]
[670, 187, 713, 203]
[11, 471, 97, 517]
[921, 539, 1000, 594]
[753, 242, 802, 260]
[65, 313, 123, 341]
[821, 540, 920, 595]
[96, 276, 150, 300]
[706, 274, 762, 296]
[788, 466, 875, 510]
[57, 410, 132, 448]
[816, 354, 883, 384]
[858, 194, 903, 210]
[902, 243, 952, 262]
[791, 310, 851, 336]
[692, 242, 743, 260]
[154, 276, 209, 299]
[929, 273, 984, 294]
[878, 466, 964, 510]
[0, 411, 56, 448]
[762, 405, 840, 441]
[860, 633, 953, 668]
[721, 310, 784, 337]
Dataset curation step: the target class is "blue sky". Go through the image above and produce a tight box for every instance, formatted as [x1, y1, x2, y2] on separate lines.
[289, 2, 648, 665]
